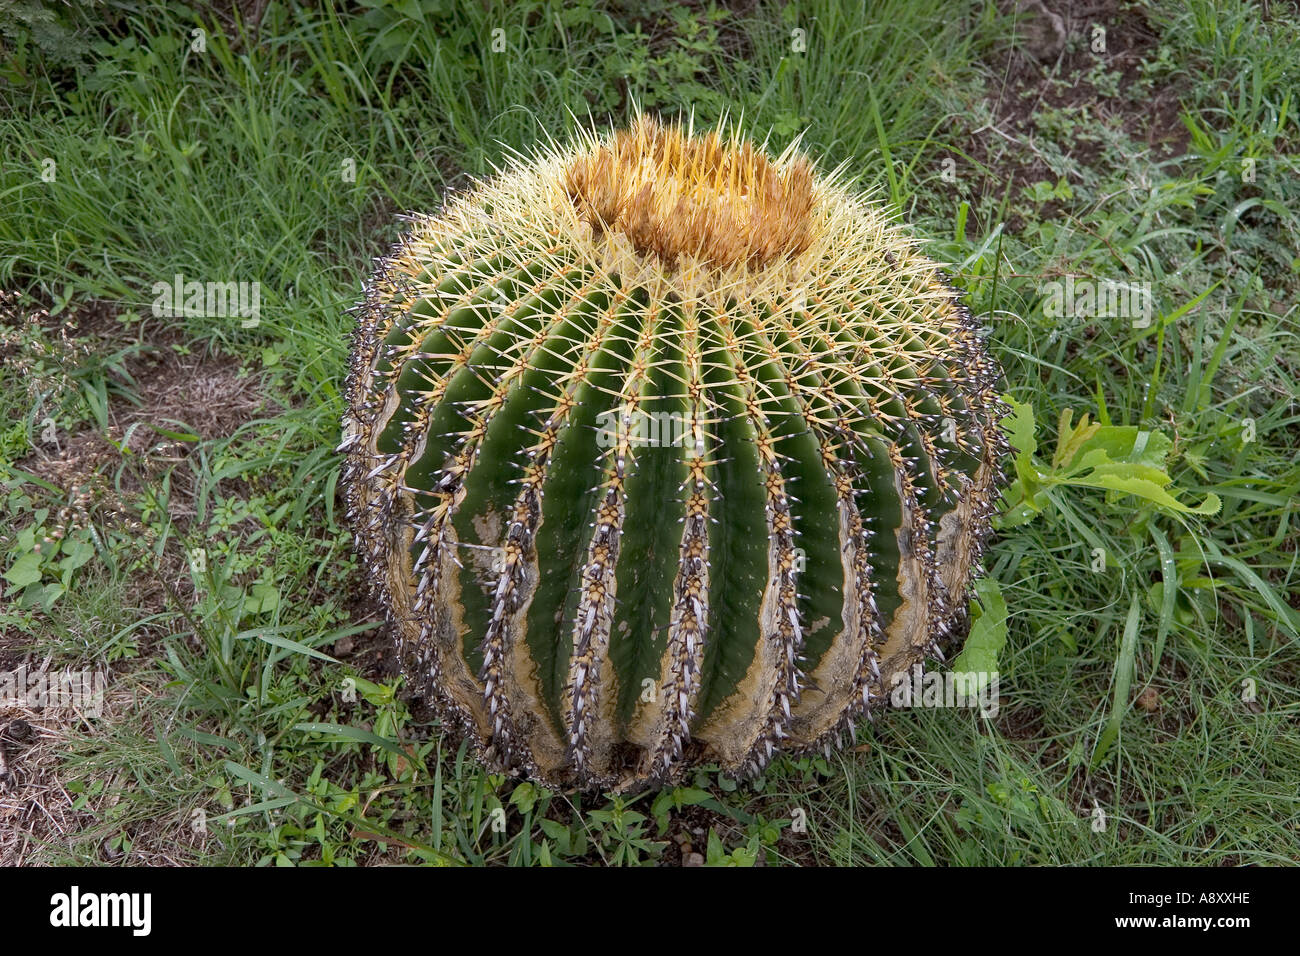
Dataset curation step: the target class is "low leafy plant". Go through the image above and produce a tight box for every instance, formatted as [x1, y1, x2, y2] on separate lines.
[998, 399, 1221, 528]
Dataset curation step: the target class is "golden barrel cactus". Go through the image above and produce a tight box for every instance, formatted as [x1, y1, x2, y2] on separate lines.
[340, 115, 1007, 792]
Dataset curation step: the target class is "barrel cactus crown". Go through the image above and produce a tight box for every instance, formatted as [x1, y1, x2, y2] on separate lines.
[341, 114, 1008, 792]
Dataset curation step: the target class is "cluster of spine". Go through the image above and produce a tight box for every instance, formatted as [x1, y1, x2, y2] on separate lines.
[340, 115, 1008, 792]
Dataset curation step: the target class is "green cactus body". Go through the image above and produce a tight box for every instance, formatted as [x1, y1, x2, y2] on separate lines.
[342, 116, 1008, 791]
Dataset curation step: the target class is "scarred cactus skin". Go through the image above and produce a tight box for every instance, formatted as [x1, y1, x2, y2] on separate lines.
[340, 115, 1008, 792]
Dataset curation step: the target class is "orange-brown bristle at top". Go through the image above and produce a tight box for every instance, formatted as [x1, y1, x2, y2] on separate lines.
[564, 115, 817, 271]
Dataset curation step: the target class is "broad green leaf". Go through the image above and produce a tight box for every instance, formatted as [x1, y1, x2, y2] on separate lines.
[1081, 461, 1176, 485]
[1068, 472, 1221, 515]
[348, 675, 394, 706]
[1001, 395, 1037, 476]
[1072, 425, 1173, 471]
[510, 782, 539, 814]
[1052, 409, 1101, 470]
[952, 577, 1008, 694]
[4, 551, 42, 588]
[248, 582, 280, 614]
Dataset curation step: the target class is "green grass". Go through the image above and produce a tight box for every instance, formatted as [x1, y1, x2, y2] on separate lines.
[0, 0, 1296, 865]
